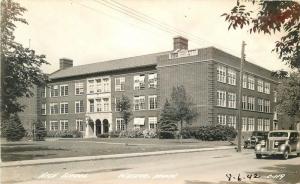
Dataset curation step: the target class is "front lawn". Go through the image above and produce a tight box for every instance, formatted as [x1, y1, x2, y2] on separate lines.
[1, 138, 233, 162]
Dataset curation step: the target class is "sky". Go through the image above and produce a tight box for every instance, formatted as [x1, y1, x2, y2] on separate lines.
[14, 0, 290, 74]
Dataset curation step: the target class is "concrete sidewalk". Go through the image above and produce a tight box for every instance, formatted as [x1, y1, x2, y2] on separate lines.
[1, 146, 234, 168]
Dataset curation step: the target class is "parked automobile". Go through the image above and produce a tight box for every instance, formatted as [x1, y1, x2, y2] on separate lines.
[244, 131, 268, 149]
[255, 130, 300, 159]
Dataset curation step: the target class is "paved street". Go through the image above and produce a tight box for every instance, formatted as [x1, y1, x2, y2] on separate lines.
[2, 148, 300, 184]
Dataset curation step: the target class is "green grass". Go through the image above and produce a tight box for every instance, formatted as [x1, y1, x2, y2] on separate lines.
[1, 138, 232, 162]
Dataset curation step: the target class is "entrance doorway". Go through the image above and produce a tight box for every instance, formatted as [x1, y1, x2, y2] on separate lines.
[103, 119, 109, 133]
[95, 119, 101, 136]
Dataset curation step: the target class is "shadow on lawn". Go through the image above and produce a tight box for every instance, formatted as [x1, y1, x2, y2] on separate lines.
[1, 145, 66, 162]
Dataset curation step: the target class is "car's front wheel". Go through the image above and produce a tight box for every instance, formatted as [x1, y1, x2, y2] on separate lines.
[256, 154, 262, 159]
[282, 150, 289, 160]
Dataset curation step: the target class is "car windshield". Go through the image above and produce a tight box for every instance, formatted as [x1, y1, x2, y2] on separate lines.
[269, 132, 288, 137]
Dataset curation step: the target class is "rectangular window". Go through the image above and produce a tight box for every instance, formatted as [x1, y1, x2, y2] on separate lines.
[217, 114, 226, 125]
[148, 95, 158, 110]
[44, 121, 47, 130]
[103, 98, 109, 111]
[76, 119, 84, 132]
[247, 97, 255, 111]
[88, 80, 95, 94]
[148, 73, 157, 88]
[96, 79, 102, 93]
[96, 99, 102, 112]
[274, 91, 277, 103]
[115, 77, 125, 91]
[264, 119, 270, 131]
[50, 103, 58, 114]
[41, 104, 46, 115]
[242, 117, 247, 131]
[116, 118, 125, 131]
[228, 69, 236, 85]
[115, 98, 121, 112]
[41, 87, 46, 98]
[134, 96, 145, 110]
[248, 118, 255, 131]
[242, 96, 247, 110]
[227, 116, 236, 129]
[50, 121, 59, 131]
[60, 85, 68, 96]
[75, 83, 84, 95]
[257, 119, 264, 131]
[248, 76, 255, 90]
[258, 98, 264, 112]
[103, 78, 110, 92]
[228, 92, 236, 108]
[242, 75, 247, 88]
[264, 100, 270, 113]
[89, 99, 94, 113]
[60, 120, 68, 131]
[50, 85, 59, 97]
[60, 102, 69, 114]
[217, 65, 226, 83]
[148, 117, 157, 129]
[75, 100, 84, 113]
[257, 80, 264, 92]
[217, 90, 226, 107]
[264, 82, 270, 94]
[134, 74, 145, 90]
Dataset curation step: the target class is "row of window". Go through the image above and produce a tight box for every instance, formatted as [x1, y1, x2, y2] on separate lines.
[42, 101, 84, 115]
[217, 65, 271, 94]
[217, 91, 236, 108]
[217, 115, 271, 132]
[45, 117, 158, 131]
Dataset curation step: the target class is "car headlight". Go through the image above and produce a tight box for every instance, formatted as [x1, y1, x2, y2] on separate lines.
[275, 141, 279, 146]
[255, 144, 261, 151]
[261, 140, 265, 146]
[280, 144, 286, 151]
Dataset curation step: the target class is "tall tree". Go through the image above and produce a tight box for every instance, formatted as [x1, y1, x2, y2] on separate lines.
[276, 72, 300, 128]
[170, 85, 198, 136]
[159, 99, 178, 132]
[222, 0, 300, 69]
[116, 95, 132, 132]
[1, 0, 49, 119]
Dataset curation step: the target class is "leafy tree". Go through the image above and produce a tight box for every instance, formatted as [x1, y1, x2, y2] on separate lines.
[1, 0, 49, 119]
[116, 95, 132, 131]
[170, 85, 198, 135]
[3, 113, 25, 141]
[159, 99, 178, 132]
[222, 0, 300, 69]
[276, 72, 300, 128]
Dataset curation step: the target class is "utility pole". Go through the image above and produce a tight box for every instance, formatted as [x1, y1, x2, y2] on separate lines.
[237, 41, 246, 152]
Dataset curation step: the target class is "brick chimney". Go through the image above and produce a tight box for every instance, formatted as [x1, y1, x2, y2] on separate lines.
[173, 36, 188, 50]
[59, 58, 73, 70]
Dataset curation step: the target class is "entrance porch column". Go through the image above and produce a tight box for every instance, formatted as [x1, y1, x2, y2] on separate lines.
[93, 122, 97, 137]
[101, 122, 104, 134]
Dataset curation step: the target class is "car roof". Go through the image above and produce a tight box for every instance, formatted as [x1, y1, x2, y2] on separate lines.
[269, 130, 298, 133]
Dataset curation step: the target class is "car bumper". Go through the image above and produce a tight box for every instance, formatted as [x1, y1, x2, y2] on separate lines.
[255, 148, 284, 155]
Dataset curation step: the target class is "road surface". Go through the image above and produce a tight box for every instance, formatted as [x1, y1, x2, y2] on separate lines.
[1, 148, 300, 184]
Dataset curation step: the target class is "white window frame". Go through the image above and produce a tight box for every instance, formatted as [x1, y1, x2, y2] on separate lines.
[60, 84, 68, 96]
[50, 85, 59, 97]
[50, 121, 59, 131]
[103, 98, 110, 112]
[115, 77, 125, 91]
[257, 119, 264, 131]
[49, 103, 58, 115]
[116, 118, 125, 131]
[228, 69, 236, 85]
[264, 82, 270, 94]
[217, 114, 226, 125]
[247, 97, 255, 111]
[242, 74, 247, 88]
[75, 82, 84, 95]
[41, 87, 46, 98]
[248, 76, 255, 90]
[242, 117, 248, 131]
[264, 119, 270, 131]
[102, 78, 110, 92]
[89, 99, 94, 113]
[76, 119, 84, 132]
[41, 103, 47, 115]
[217, 65, 226, 83]
[217, 90, 226, 107]
[148, 73, 157, 89]
[257, 79, 264, 92]
[227, 116, 236, 129]
[148, 95, 158, 110]
[88, 79, 95, 94]
[134, 74, 145, 90]
[95, 79, 102, 93]
[242, 95, 247, 110]
[264, 100, 270, 113]
[248, 118, 255, 131]
[258, 98, 264, 112]
[43, 121, 47, 129]
[75, 100, 84, 113]
[60, 120, 68, 131]
[60, 102, 69, 114]
[134, 96, 146, 111]
[148, 117, 157, 130]
[228, 92, 236, 108]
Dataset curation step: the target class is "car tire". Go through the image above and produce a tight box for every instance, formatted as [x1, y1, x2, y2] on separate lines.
[297, 153, 300, 157]
[282, 150, 289, 160]
[256, 154, 262, 159]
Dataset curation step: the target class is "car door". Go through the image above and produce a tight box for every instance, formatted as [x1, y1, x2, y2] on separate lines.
[289, 132, 297, 151]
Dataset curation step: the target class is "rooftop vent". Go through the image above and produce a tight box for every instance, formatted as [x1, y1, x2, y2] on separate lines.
[59, 58, 73, 70]
[173, 36, 188, 51]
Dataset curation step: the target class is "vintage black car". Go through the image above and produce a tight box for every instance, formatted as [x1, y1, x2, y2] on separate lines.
[244, 131, 268, 149]
[255, 130, 300, 159]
